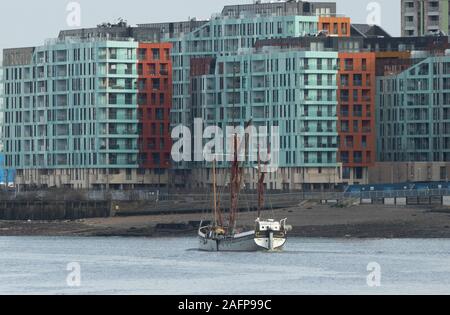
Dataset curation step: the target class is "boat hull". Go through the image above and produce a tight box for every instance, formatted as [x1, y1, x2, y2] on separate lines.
[198, 231, 286, 252]
[198, 231, 261, 252]
[254, 236, 286, 251]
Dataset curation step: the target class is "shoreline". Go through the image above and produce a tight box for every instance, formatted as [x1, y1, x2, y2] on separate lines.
[1, 204, 450, 239]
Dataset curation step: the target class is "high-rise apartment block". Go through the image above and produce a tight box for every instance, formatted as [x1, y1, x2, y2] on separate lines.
[189, 49, 341, 190]
[168, 13, 354, 189]
[137, 43, 173, 171]
[377, 54, 450, 162]
[1, 38, 177, 190]
[402, 0, 450, 36]
[337, 52, 376, 184]
[2, 40, 145, 189]
[221, 0, 336, 17]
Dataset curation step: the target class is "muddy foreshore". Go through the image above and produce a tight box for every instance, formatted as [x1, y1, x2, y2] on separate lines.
[1, 204, 450, 238]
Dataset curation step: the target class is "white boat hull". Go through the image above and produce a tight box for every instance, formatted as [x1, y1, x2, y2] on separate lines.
[254, 236, 286, 251]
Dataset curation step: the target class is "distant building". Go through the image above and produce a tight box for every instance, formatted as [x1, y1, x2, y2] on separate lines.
[2, 39, 156, 190]
[168, 12, 356, 190]
[350, 24, 391, 38]
[401, 0, 450, 37]
[137, 42, 173, 172]
[5, 0, 450, 191]
[337, 52, 376, 185]
[377, 53, 450, 163]
[189, 49, 342, 191]
[221, 0, 336, 18]
[59, 19, 209, 42]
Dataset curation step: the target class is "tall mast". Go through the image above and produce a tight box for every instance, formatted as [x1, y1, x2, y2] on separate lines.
[229, 61, 239, 230]
[230, 134, 239, 230]
[213, 158, 218, 227]
[257, 145, 265, 218]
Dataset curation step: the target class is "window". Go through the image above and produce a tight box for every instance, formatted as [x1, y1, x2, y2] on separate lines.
[156, 109, 164, 120]
[353, 74, 362, 86]
[152, 49, 160, 60]
[440, 167, 447, 180]
[353, 120, 359, 132]
[353, 105, 363, 117]
[344, 59, 353, 71]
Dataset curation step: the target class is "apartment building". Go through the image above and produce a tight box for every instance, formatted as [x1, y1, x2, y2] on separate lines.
[337, 52, 376, 185]
[170, 14, 321, 148]
[189, 48, 342, 191]
[402, 0, 450, 36]
[318, 16, 351, 37]
[377, 53, 450, 165]
[167, 13, 352, 190]
[1, 38, 170, 190]
[59, 19, 209, 42]
[255, 37, 377, 185]
[137, 43, 173, 172]
[221, 0, 336, 17]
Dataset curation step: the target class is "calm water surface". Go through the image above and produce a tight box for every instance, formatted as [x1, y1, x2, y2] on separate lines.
[1, 237, 450, 295]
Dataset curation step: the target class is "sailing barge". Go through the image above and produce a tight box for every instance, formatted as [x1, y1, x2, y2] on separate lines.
[198, 136, 289, 252]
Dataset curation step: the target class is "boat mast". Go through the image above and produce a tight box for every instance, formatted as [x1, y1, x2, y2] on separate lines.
[257, 144, 266, 218]
[230, 134, 239, 230]
[229, 61, 240, 231]
[213, 158, 218, 227]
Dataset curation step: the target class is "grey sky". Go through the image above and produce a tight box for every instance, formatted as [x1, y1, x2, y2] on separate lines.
[0, 0, 401, 59]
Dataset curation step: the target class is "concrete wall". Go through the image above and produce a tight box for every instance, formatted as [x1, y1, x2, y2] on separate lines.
[368, 162, 450, 184]
[0, 200, 110, 220]
[15, 168, 169, 190]
[188, 166, 343, 191]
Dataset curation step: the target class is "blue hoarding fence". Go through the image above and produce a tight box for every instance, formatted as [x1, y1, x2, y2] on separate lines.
[0, 154, 15, 187]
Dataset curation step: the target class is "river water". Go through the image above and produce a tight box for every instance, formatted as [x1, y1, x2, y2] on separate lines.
[0, 237, 449, 295]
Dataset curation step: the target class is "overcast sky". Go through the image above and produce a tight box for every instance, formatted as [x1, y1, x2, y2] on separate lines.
[0, 0, 401, 59]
